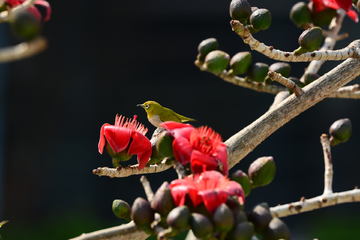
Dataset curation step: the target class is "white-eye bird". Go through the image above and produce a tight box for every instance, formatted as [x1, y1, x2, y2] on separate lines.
[137, 101, 196, 128]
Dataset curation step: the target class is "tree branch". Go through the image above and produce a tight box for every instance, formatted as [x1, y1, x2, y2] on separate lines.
[225, 58, 360, 169]
[270, 188, 360, 218]
[69, 221, 149, 240]
[0, 37, 47, 63]
[321, 134, 333, 195]
[230, 19, 360, 62]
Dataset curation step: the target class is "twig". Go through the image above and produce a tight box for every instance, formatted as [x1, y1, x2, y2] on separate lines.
[270, 188, 360, 218]
[267, 71, 304, 96]
[230, 19, 360, 62]
[195, 61, 287, 94]
[69, 221, 149, 240]
[92, 162, 172, 178]
[173, 160, 186, 179]
[140, 176, 154, 203]
[226, 58, 360, 169]
[327, 84, 360, 99]
[0, 37, 47, 63]
[320, 134, 333, 195]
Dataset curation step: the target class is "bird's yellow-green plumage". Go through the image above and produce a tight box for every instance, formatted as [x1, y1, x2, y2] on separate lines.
[137, 101, 196, 128]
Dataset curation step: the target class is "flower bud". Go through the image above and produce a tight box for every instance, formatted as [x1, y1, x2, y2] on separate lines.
[10, 10, 41, 40]
[190, 213, 214, 239]
[230, 170, 251, 197]
[248, 156, 276, 188]
[269, 62, 291, 78]
[166, 205, 191, 232]
[250, 9, 272, 31]
[106, 144, 132, 168]
[151, 182, 176, 219]
[311, 7, 337, 27]
[228, 52, 252, 76]
[294, 27, 322, 55]
[230, 0, 252, 23]
[131, 197, 154, 233]
[264, 218, 291, 240]
[205, 50, 230, 74]
[329, 118, 352, 146]
[156, 132, 174, 159]
[290, 2, 311, 27]
[112, 199, 131, 221]
[198, 38, 219, 62]
[303, 72, 320, 85]
[229, 221, 254, 240]
[213, 203, 235, 234]
[248, 62, 269, 82]
[247, 203, 272, 233]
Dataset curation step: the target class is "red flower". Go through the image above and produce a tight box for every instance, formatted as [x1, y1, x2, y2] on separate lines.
[169, 171, 245, 214]
[161, 121, 228, 175]
[310, 0, 358, 22]
[5, 0, 51, 22]
[98, 115, 152, 170]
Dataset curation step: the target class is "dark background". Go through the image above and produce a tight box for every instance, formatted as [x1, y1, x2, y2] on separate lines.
[1, 0, 360, 239]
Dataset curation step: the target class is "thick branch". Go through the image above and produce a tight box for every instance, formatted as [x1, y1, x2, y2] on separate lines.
[69, 221, 149, 240]
[226, 58, 360, 169]
[270, 188, 360, 218]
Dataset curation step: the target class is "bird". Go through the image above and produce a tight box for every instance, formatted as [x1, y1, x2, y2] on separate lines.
[137, 101, 196, 128]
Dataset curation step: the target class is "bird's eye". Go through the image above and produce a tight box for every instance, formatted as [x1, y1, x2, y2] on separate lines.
[145, 104, 149, 109]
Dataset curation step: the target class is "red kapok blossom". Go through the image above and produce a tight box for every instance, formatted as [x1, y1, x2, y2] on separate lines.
[6, 0, 51, 22]
[169, 171, 245, 214]
[161, 121, 228, 175]
[98, 115, 151, 170]
[310, 0, 358, 22]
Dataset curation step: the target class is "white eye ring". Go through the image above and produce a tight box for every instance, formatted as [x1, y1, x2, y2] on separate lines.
[145, 104, 149, 109]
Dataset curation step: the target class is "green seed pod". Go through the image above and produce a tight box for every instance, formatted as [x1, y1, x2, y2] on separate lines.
[303, 72, 320, 85]
[112, 199, 131, 221]
[248, 156, 276, 188]
[264, 218, 291, 240]
[156, 132, 174, 158]
[228, 52, 252, 76]
[230, 0, 252, 23]
[198, 38, 219, 62]
[250, 9, 272, 31]
[151, 182, 176, 219]
[147, 143, 163, 166]
[166, 205, 191, 232]
[229, 221, 254, 240]
[131, 197, 154, 233]
[290, 2, 311, 27]
[294, 27, 322, 55]
[230, 170, 251, 197]
[190, 213, 214, 239]
[204, 50, 230, 74]
[10, 10, 41, 41]
[329, 118, 352, 146]
[248, 62, 269, 82]
[311, 8, 337, 27]
[268, 62, 291, 78]
[247, 204, 273, 233]
[213, 203, 235, 234]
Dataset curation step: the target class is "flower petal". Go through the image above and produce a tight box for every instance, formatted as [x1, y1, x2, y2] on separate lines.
[172, 137, 193, 165]
[128, 131, 151, 155]
[161, 121, 194, 139]
[226, 181, 245, 205]
[35, 0, 51, 21]
[98, 123, 110, 154]
[190, 150, 218, 174]
[334, 0, 352, 11]
[198, 189, 228, 214]
[347, 9, 359, 22]
[213, 143, 228, 175]
[104, 126, 131, 153]
[170, 179, 199, 206]
[137, 148, 152, 170]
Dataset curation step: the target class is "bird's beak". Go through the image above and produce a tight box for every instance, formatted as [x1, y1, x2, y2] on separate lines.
[137, 104, 144, 108]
